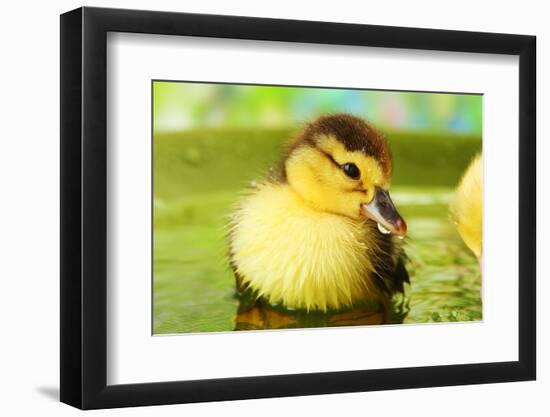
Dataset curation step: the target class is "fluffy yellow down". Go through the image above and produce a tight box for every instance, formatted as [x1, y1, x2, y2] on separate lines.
[451, 154, 483, 258]
[229, 184, 379, 311]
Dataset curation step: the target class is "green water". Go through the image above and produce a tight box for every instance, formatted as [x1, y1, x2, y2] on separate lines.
[153, 129, 482, 334]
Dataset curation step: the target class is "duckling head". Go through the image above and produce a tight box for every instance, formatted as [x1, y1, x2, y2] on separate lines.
[283, 114, 407, 236]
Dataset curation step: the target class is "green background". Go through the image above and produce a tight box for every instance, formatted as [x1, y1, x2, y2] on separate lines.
[153, 81, 482, 334]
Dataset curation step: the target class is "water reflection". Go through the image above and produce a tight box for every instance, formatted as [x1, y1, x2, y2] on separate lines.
[234, 293, 409, 330]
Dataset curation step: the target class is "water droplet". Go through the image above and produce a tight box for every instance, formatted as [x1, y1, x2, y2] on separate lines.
[377, 222, 391, 235]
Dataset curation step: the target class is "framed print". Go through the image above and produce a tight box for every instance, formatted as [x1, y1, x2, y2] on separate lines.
[60, 6, 536, 409]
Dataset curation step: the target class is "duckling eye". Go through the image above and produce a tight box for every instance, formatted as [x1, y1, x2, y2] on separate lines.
[342, 163, 360, 179]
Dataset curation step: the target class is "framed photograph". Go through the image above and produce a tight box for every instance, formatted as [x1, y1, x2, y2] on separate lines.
[60, 6, 536, 409]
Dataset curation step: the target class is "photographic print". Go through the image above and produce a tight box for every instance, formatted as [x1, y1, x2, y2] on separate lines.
[60, 9, 536, 407]
[152, 81, 483, 334]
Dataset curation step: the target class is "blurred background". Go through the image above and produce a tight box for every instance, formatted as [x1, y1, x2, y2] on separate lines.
[153, 81, 482, 334]
[154, 82, 482, 134]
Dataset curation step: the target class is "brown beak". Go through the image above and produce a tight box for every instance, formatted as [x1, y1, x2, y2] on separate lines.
[360, 187, 407, 237]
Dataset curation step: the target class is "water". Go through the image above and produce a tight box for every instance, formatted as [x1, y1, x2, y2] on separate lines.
[153, 187, 482, 334]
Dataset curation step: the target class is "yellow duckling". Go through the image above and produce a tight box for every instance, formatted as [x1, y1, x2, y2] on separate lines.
[228, 114, 408, 313]
[451, 154, 483, 263]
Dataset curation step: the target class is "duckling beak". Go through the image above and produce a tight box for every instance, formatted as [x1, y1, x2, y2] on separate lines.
[360, 187, 407, 237]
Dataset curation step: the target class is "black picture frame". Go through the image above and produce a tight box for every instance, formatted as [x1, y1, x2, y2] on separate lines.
[60, 6, 536, 410]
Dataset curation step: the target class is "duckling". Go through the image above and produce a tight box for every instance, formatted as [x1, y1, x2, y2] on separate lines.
[228, 114, 409, 314]
[451, 154, 482, 263]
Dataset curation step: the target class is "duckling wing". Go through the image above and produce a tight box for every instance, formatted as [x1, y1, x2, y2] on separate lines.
[390, 253, 410, 294]
[370, 234, 409, 296]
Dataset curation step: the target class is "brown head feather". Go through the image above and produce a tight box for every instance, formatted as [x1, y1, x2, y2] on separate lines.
[282, 114, 393, 180]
